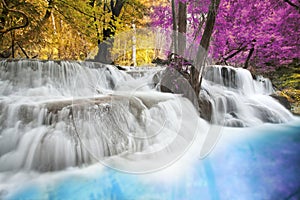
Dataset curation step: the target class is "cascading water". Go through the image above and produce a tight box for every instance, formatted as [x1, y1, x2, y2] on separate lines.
[0, 60, 299, 200]
[0, 60, 294, 173]
[0, 60, 194, 172]
[201, 65, 293, 127]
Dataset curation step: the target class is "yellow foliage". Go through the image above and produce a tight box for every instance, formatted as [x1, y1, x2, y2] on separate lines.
[0, 0, 159, 63]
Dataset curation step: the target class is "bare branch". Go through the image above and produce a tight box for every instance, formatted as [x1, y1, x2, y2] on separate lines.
[283, 0, 300, 12]
[17, 42, 29, 58]
[0, 0, 29, 34]
[223, 45, 247, 61]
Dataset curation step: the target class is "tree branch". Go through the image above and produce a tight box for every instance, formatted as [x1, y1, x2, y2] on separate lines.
[17, 42, 29, 58]
[244, 46, 254, 69]
[16, 0, 54, 47]
[112, 0, 126, 17]
[41, 0, 54, 24]
[283, 0, 300, 12]
[60, 0, 94, 18]
[0, 0, 29, 34]
[223, 45, 247, 61]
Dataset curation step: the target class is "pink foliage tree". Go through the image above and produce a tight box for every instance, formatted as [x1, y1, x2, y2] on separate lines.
[213, 0, 300, 71]
[151, 0, 300, 71]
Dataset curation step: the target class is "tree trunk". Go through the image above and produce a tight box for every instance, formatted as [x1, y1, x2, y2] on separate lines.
[244, 47, 254, 69]
[191, 0, 221, 96]
[132, 23, 137, 66]
[178, 2, 187, 56]
[171, 0, 178, 54]
[95, 0, 125, 64]
[200, 0, 220, 50]
[11, 31, 15, 58]
[95, 39, 113, 64]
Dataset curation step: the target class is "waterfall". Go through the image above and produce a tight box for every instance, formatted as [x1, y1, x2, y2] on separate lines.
[0, 60, 131, 96]
[0, 60, 293, 172]
[0, 60, 194, 172]
[202, 65, 293, 126]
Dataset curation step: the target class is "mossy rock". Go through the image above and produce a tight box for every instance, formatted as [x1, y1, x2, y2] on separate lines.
[262, 65, 300, 115]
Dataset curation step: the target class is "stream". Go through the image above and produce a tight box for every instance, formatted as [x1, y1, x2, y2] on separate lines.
[0, 60, 299, 200]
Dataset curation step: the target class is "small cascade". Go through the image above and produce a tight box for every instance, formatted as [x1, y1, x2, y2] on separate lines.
[204, 65, 274, 95]
[202, 65, 292, 127]
[0, 60, 132, 97]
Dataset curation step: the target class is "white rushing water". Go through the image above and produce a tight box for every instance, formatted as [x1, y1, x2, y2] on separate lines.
[202, 65, 293, 126]
[0, 60, 197, 172]
[0, 60, 294, 173]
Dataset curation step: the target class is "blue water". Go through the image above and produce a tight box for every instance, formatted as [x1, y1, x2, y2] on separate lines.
[3, 118, 300, 200]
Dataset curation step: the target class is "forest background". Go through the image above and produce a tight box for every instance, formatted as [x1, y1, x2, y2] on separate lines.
[0, 0, 299, 113]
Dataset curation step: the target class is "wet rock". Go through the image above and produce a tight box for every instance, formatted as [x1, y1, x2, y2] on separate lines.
[116, 65, 126, 71]
[152, 57, 169, 65]
[160, 67, 199, 108]
[159, 67, 216, 120]
[229, 112, 238, 118]
[270, 93, 291, 110]
[224, 119, 245, 127]
[198, 95, 212, 122]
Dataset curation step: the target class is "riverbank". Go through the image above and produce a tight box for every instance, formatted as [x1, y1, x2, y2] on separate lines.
[263, 65, 300, 115]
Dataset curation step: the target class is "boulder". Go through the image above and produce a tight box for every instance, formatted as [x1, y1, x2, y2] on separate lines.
[270, 93, 291, 110]
[198, 95, 212, 121]
[160, 67, 198, 107]
[160, 67, 214, 121]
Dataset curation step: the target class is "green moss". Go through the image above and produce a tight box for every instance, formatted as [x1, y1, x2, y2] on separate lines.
[262, 65, 300, 115]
